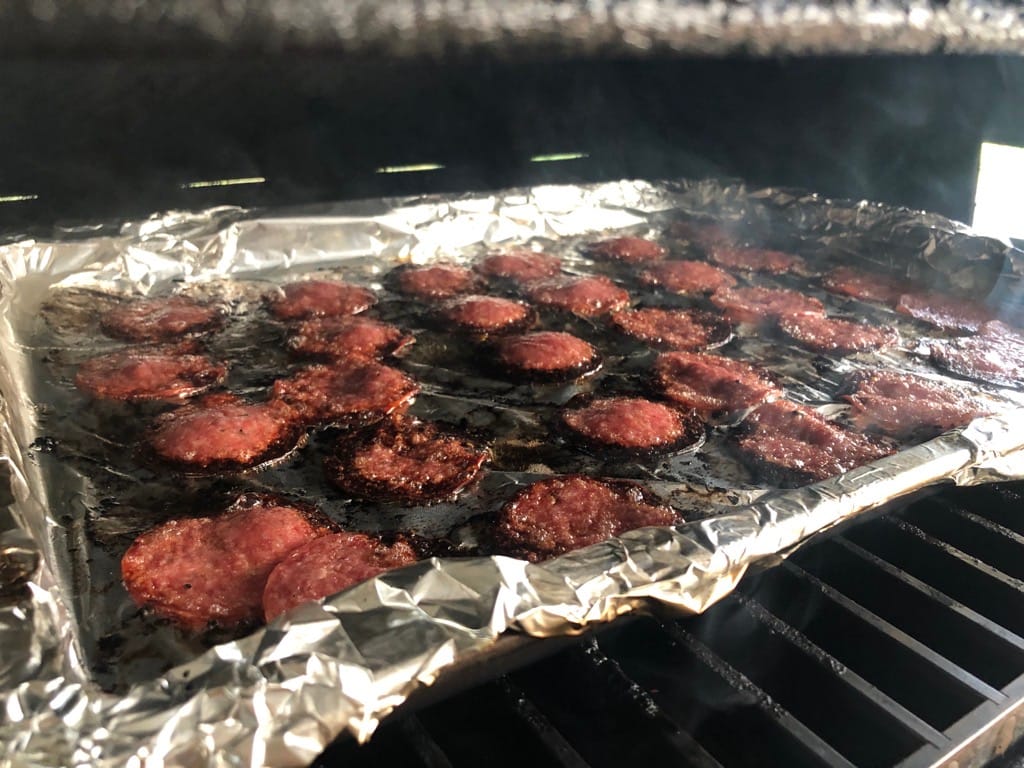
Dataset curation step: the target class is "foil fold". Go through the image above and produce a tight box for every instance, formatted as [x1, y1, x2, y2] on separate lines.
[2, 178, 1024, 767]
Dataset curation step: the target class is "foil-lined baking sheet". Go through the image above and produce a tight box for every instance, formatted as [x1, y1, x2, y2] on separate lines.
[3, 178, 1024, 767]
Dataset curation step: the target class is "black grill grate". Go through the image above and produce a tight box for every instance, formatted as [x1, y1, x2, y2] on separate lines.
[315, 483, 1024, 767]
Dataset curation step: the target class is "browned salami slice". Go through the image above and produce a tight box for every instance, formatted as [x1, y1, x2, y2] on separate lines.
[559, 397, 704, 457]
[121, 493, 334, 630]
[653, 351, 781, 418]
[610, 308, 733, 351]
[736, 400, 896, 486]
[324, 415, 489, 505]
[436, 295, 535, 336]
[638, 260, 737, 295]
[100, 296, 223, 342]
[710, 286, 825, 324]
[476, 250, 562, 284]
[492, 331, 601, 382]
[896, 291, 996, 333]
[287, 316, 414, 362]
[271, 362, 419, 428]
[75, 348, 226, 401]
[268, 280, 377, 321]
[263, 532, 419, 621]
[777, 313, 899, 355]
[707, 245, 806, 275]
[584, 236, 666, 264]
[493, 475, 679, 562]
[388, 263, 482, 301]
[821, 266, 908, 306]
[148, 395, 305, 473]
[929, 321, 1024, 387]
[527, 275, 630, 318]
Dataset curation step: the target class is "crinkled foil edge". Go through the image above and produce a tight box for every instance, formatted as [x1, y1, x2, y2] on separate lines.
[1, 179, 1023, 768]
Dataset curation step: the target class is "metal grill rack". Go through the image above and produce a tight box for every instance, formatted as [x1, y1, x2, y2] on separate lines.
[315, 482, 1024, 767]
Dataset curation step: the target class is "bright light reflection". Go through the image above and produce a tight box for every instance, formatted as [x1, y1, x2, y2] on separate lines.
[974, 142, 1024, 239]
[0, 194, 39, 203]
[529, 152, 589, 163]
[375, 163, 445, 174]
[181, 177, 266, 189]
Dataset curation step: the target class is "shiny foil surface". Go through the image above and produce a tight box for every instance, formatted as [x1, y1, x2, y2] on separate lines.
[2, 179, 1024, 767]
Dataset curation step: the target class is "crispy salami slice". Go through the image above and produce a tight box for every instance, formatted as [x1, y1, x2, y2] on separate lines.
[475, 250, 562, 284]
[493, 475, 679, 562]
[842, 370, 990, 439]
[148, 394, 304, 473]
[707, 246, 806, 275]
[268, 280, 377, 321]
[821, 266, 908, 306]
[638, 260, 737, 295]
[929, 321, 1024, 387]
[492, 331, 601, 383]
[610, 308, 733, 352]
[325, 415, 489, 504]
[896, 291, 996, 333]
[263, 533, 419, 621]
[271, 362, 419, 428]
[777, 313, 899, 355]
[75, 348, 226, 401]
[654, 351, 781, 418]
[710, 286, 825, 325]
[736, 400, 896, 486]
[287, 316, 414, 362]
[100, 296, 223, 342]
[436, 295, 535, 336]
[527, 275, 630, 318]
[560, 397, 704, 457]
[584, 236, 666, 264]
[388, 263, 482, 301]
[121, 493, 334, 630]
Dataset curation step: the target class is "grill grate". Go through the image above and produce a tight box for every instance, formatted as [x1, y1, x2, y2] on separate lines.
[315, 483, 1024, 767]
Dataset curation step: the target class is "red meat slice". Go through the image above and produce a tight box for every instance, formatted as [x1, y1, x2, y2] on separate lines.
[638, 260, 737, 295]
[896, 291, 996, 333]
[929, 321, 1024, 387]
[121, 493, 334, 630]
[100, 296, 223, 342]
[389, 263, 482, 301]
[736, 400, 896, 485]
[475, 250, 562, 284]
[707, 245, 806, 275]
[585, 236, 667, 264]
[148, 395, 304, 472]
[324, 415, 489, 505]
[493, 331, 601, 382]
[560, 397, 704, 456]
[271, 362, 419, 428]
[268, 280, 377, 321]
[777, 313, 899, 355]
[710, 286, 825, 324]
[437, 295, 535, 335]
[493, 475, 679, 562]
[527, 275, 630, 318]
[610, 308, 733, 351]
[842, 370, 991, 439]
[75, 349, 226, 401]
[263, 532, 419, 621]
[654, 351, 781, 418]
[287, 316, 413, 362]
[821, 266, 908, 306]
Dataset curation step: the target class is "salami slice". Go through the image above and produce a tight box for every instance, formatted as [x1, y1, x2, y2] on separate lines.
[777, 313, 899, 355]
[584, 236, 666, 264]
[653, 351, 781, 418]
[100, 296, 223, 342]
[638, 260, 737, 295]
[610, 308, 733, 351]
[527, 275, 630, 318]
[559, 397, 704, 457]
[121, 493, 334, 630]
[268, 280, 377, 321]
[436, 295, 536, 336]
[493, 475, 679, 562]
[287, 316, 413, 362]
[388, 263, 482, 301]
[710, 286, 825, 324]
[492, 331, 602, 383]
[476, 250, 562, 284]
[75, 348, 226, 401]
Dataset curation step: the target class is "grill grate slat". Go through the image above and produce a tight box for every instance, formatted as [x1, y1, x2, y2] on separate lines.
[397, 716, 456, 768]
[495, 677, 593, 768]
[734, 593, 949, 748]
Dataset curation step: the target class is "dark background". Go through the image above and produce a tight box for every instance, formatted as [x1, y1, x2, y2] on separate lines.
[2, 54, 1024, 235]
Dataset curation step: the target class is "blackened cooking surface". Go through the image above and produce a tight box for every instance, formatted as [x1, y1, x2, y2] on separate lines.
[22, 199, 1024, 694]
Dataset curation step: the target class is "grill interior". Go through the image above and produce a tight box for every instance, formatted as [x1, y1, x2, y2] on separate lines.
[315, 482, 1024, 768]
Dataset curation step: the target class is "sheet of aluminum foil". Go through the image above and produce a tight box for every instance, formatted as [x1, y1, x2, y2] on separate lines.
[3, 1, 1024, 57]
[2, 178, 1024, 768]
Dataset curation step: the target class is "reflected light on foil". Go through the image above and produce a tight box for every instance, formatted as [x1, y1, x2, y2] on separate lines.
[529, 152, 589, 163]
[973, 142, 1024, 240]
[375, 163, 445, 174]
[0, 194, 39, 203]
[181, 177, 266, 189]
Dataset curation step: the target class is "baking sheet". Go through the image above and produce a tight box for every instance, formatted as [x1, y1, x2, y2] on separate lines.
[2, 178, 1024, 767]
